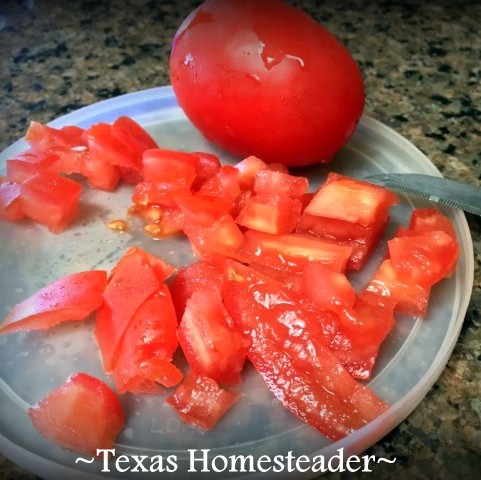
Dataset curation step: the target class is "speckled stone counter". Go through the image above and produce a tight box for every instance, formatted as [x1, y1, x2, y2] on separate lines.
[0, 1, 480, 479]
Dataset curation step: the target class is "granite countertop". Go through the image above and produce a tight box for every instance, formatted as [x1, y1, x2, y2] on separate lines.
[0, 0, 480, 479]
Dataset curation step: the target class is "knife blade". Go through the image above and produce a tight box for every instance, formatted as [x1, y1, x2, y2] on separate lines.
[365, 173, 481, 216]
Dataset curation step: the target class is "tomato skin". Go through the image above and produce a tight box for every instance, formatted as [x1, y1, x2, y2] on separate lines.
[0, 270, 107, 336]
[170, 0, 365, 166]
[28, 372, 125, 455]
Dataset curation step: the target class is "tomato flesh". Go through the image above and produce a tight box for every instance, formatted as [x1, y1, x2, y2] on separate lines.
[28, 372, 125, 455]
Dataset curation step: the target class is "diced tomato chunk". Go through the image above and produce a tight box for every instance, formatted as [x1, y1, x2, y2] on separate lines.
[94, 246, 176, 373]
[25, 121, 87, 150]
[301, 263, 356, 313]
[235, 194, 302, 234]
[183, 214, 248, 268]
[197, 165, 240, 209]
[361, 259, 430, 317]
[175, 194, 232, 227]
[20, 172, 82, 233]
[388, 230, 459, 287]
[169, 261, 223, 320]
[178, 290, 250, 384]
[243, 230, 353, 273]
[296, 212, 388, 270]
[407, 208, 458, 238]
[112, 287, 182, 393]
[304, 172, 398, 226]
[6, 150, 62, 181]
[233, 155, 268, 190]
[28, 372, 125, 455]
[253, 169, 309, 197]
[0, 270, 107, 335]
[132, 149, 197, 206]
[166, 371, 240, 430]
[0, 179, 23, 221]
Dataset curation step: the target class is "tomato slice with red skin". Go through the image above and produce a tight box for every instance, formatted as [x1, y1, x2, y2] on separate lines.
[169, 261, 223, 320]
[406, 207, 458, 238]
[19, 172, 82, 233]
[95, 246, 176, 373]
[175, 194, 232, 226]
[222, 261, 389, 440]
[304, 173, 399, 226]
[235, 193, 302, 234]
[28, 372, 125, 456]
[243, 229, 353, 274]
[166, 371, 240, 430]
[178, 289, 250, 384]
[0, 179, 23, 221]
[0, 270, 107, 336]
[112, 287, 182, 393]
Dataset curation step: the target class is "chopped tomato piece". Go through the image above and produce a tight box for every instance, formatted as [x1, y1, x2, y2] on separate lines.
[20, 172, 82, 233]
[0, 271, 107, 336]
[175, 194, 232, 226]
[235, 193, 302, 234]
[361, 259, 430, 317]
[6, 150, 62, 181]
[406, 207, 458, 238]
[0, 179, 23, 221]
[25, 121, 87, 150]
[132, 149, 197, 207]
[112, 287, 182, 393]
[166, 371, 240, 430]
[94, 246, 176, 373]
[28, 372, 125, 455]
[243, 230, 353, 273]
[169, 261, 223, 320]
[233, 155, 268, 190]
[178, 290, 250, 384]
[301, 263, 356, 313]
[304, 172, 398, 226]
[197, 165, 241, 209]
[296, 212, 388, 270]
[222, 261, 389, 441]
[85, 122, 140, 171]
[183, 214, 247, 267]
[253, 169, 309, 197]
[388, 230, 459, 287]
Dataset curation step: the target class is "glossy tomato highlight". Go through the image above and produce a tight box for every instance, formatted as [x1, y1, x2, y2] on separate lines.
[170, 0, 365, 166]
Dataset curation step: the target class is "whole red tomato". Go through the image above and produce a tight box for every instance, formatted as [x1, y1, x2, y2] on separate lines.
[170, 0, 365, 167]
